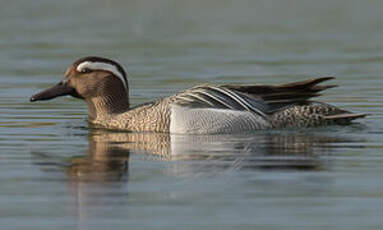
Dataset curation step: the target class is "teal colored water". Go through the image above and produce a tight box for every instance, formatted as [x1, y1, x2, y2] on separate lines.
[1, 0, 383, 229]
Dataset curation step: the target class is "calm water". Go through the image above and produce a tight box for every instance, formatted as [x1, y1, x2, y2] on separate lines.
[1, 0, 383, 229]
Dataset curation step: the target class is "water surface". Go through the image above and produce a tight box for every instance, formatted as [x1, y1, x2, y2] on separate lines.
[1, 0, 383, 229]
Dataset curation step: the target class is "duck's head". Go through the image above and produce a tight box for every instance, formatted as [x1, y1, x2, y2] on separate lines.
[30, 56, 130, 119]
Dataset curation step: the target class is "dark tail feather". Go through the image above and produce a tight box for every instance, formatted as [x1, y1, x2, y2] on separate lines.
[277, 77, 335, 89]
[225, 77, 337, 105]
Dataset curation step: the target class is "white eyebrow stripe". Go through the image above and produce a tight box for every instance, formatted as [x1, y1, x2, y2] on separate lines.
[76, 61, 128, 90]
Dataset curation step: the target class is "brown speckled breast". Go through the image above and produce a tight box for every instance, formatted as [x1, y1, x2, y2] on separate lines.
[107, 98, 173, 132]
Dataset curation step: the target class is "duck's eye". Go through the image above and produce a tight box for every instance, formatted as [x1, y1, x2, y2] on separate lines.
[80, 68, 92, 73]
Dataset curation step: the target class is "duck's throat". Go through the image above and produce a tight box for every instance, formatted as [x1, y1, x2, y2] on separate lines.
[86, 95, 130, 121]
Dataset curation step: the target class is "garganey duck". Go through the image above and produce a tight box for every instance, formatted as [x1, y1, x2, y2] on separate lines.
[30, 56, 367, 134]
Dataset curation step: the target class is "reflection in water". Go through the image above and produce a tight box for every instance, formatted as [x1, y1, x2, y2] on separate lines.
[64, 128, 352, 182]
[32, 128, 361, 223]
[66, 133, 130, 183]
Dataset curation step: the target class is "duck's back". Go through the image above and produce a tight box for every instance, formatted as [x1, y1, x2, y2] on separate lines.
[106, 77, 367, 134]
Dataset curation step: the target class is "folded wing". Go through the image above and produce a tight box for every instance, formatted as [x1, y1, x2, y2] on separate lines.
[173, 77, 336, 118]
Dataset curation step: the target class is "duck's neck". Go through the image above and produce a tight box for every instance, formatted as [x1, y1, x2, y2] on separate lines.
[86, 90, 130, 121]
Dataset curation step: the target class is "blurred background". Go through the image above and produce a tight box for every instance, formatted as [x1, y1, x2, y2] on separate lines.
[2, 0, 383, 97]
[1, 0, 383, 229]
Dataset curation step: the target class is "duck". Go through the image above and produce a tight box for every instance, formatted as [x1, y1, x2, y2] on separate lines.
[30, 56, 367, 134]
